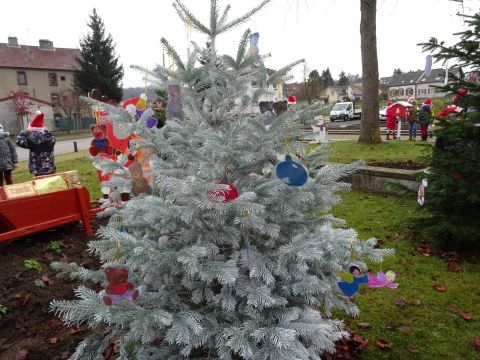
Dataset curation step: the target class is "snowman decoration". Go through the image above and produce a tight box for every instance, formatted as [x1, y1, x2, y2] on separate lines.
[311, 115, 327, 143]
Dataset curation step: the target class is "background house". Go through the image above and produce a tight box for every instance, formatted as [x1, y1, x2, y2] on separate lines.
[0, 37, 80, 132]
[382, 68, 459, 100]
[0, 94, 54, 134]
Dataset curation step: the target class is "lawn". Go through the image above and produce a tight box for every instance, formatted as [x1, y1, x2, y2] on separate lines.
[328, 140, 432, 164]
[12, 150, 101, 200]
[10, 144, 479, 358]
[332, 190, 480, 359]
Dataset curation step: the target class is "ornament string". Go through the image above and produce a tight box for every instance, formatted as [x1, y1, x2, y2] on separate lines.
[242, 208, 253, 269]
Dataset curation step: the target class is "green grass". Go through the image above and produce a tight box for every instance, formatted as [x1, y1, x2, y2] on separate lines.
[13, 150, 101, 200]
[327, 140, 432, 164]
[332, 190, 480, 359]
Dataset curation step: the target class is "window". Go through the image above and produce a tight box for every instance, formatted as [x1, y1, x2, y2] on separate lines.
[51, 93, 59, 104]
[406, 87, 414, 96]
[60, 76, 66, 81]
[49, 73, 58, 86]
[399, 88, 405, 96]
[17, 71, 27, 85]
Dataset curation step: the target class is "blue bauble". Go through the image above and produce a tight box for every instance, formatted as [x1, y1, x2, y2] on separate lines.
[275, 155, 308, 186]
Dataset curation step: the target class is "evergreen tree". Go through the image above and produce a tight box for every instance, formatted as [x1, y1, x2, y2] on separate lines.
[51, 1, 391, 358]
[337, 71, 349, 86]
[393, 68, 403, 76]
[75, 9, 124, 102]
[320, 68, 334, 87]
[419, 14, 480, 248]
[300, 69, 324, 104]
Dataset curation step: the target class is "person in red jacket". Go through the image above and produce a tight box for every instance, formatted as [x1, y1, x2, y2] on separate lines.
[385, 101, 396, 140]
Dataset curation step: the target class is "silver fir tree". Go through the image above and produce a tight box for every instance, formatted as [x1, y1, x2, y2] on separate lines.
[50, 1, 393, 359]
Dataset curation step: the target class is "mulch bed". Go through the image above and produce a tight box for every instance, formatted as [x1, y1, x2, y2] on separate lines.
[0, 221, 100, 360]
[0, 219, 367, 359]
[366, 161, 425, 170]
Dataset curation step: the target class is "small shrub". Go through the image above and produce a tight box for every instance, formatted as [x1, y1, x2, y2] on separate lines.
[24, 259, 43, 272]
[47, 241, 62, 254]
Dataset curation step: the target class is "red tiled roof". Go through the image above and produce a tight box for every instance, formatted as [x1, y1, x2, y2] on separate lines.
[0, 43, 80, 71]
[0, 93, 53, 106]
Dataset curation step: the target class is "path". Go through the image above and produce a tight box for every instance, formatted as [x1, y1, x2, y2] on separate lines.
[16, 137, 91, 162]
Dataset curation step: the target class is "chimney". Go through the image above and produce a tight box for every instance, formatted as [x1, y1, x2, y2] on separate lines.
[39, 39, 54, 50]
[7, 36, 19, 47]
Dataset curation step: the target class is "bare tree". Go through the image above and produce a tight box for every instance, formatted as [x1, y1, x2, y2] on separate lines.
[56, 89, 83, 119]
[358, 0, 381, 144]
[7, 91, 35, 131]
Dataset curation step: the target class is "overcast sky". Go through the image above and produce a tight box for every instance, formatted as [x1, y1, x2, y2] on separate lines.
[1, 0, 478, 87]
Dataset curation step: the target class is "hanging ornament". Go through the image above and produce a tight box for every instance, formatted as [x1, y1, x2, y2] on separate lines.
[367, 270, 398, 289]
[248, 32, 260, 56]
[424, 55, 433, 77]
[417, 179, 427, 206]
[207, 181, 239, 203]
[103, 266, 139, 305]
[276, 155, 308, 187]
[167, 84, 184, 120]
[453, 171, 462, 180]
[338, 265, 369, 297]
[458, 88, 468, 96]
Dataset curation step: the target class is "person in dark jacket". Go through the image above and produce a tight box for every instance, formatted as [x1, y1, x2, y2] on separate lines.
[0, 124, 18, 185]
[16, 111, 56, 175]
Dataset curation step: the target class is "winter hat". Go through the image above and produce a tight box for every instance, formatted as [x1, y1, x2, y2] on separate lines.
[287, 95, 297, 105]
[29, 111, 45, 129]
[423, 98, 432, 106]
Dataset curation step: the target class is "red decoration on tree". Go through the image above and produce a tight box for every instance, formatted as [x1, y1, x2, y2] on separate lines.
[207, 182, 239, 202]
[458, 88, 468, 96]
[103, 266, 138, 305]
[287, 95, 297, 104]
[453, 171, 462, 180]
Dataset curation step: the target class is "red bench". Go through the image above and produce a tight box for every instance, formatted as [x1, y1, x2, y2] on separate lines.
[0, 187, 100, 244]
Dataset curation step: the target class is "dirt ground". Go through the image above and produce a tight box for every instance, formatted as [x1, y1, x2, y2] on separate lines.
[0, 221, 100, 360]
[0, 219, 367, 360]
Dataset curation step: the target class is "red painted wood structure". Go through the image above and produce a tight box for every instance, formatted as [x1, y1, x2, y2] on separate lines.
[0, 187, 100, 243]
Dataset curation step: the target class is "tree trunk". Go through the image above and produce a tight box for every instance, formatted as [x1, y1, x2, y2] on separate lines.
[358, 0, 381, 144]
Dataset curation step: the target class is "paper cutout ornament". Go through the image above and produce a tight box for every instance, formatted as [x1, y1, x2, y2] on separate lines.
[425, 55, 433, 77]
[248, 32, 259, 56]
[103, 266, 138, 305]
[276, 155, 308, 187]
[338, 265, 369, 297]
[417, 179, 427, 206]
[367, 271, 398, 289]
[208, 182, 239, 203]
[167, 84, 183, 120]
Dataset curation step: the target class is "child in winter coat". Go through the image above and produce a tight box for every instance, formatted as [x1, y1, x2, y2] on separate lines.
[16, 111, 56, 175]
[385, 101, 396, 140]
[419, 99, 433, 141]
[0, 124, 18, 185]
[406, 98, 418, 140]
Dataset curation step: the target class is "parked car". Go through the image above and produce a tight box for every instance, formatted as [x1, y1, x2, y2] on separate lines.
[329, 102, 361, 122]
[379, 106, 387, 121]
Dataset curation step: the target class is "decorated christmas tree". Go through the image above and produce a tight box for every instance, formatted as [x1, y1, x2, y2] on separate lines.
[51, 1, 392, 358]
[419, 13, 480, 248]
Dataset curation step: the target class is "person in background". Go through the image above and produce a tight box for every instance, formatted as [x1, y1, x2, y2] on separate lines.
[419, 99, 433, 141]
[385, 101, 396, 140]
[406, 97, 419, 140]
[16, 111, 56, 175]
[0, 124, 18, 185]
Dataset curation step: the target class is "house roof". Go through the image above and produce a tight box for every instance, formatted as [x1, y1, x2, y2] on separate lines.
[383, 71, 423, 87]
[382, 68, 460, 87]
[0, 43, 80, 71]
[0, 93, 53, 106]
[349, 83, 362, 95]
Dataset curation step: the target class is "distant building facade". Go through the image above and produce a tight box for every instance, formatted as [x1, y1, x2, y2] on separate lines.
[0, 37, 80, 132]
[381, 68, 460, 100]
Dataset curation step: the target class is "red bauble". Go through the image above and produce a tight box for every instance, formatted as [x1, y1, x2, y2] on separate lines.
[453, 171, 462, 180]
[208, 182, 239, 203]
[452, 94, 460, 102]
[458, 88, 468, 96]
